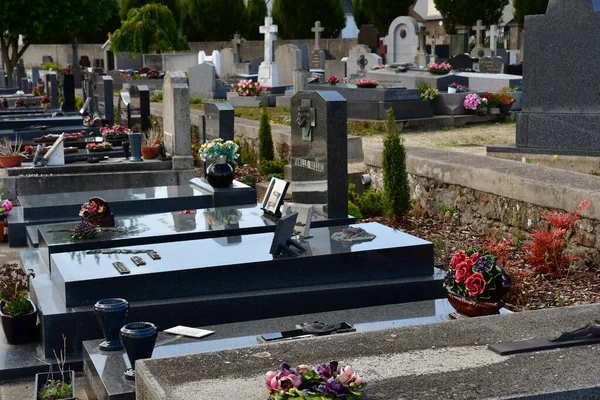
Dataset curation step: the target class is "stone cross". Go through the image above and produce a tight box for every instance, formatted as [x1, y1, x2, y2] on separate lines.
[259, 17, 278, 64]
[489, 25, 499, 56]
[311, 21, 325, 50]
[232, 33, 242, 56]
[474, 20, 486, 47]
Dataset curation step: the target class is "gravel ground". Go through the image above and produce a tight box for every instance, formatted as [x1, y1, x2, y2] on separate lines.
[362, 121, 516, 156]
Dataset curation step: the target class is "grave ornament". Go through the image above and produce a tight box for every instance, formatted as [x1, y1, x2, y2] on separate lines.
[269, 212, 305, 257]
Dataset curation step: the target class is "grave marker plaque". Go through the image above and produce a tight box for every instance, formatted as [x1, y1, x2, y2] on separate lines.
[478, 56, 505, 74]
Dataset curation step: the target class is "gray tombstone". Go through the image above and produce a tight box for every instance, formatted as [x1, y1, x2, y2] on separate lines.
[86, 79, 95, 115]
[80, 55, 91, 68]
[496, 48, 509, 73]
[291, 91, 348, 218]
[448, 53, 478, 71]
[96, 75, 114, 125]
[478, 56, 505, 74]
[220, 48, 238, 80]
[275, 44, 302, 86]
[297, 43, 310, 70]
[46, 73, 58, 108]
[358, 24, 381, 55]
[204, 102, 235, 141]
[385, 16, 420, 64]
[163, 71, 194, 169]
[249, 57, 263, 74]
[349, 44, 370, 56]
[16, 59, 25, 88]
[0, 68, 6, 88]
[21, 78, 30, 92]
[293, 69, 309, 93]
[311, 21, 326, 69]
[31, 67, 40, 86]
[325, 60, 346, 79]
[129, 84, 150, 130]
[347, 52, 382, 79]
[189, 62, 216, 99]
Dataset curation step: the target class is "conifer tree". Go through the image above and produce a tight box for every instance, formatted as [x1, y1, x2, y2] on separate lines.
[258, 98, 274, 163]
[382, 108, 411, 220]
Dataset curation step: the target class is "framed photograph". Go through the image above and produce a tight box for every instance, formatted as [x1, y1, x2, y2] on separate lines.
[261, 177, 290, 217]
[269, 212, 304, 257]
[42, 133, 65, 165]
[283, 203, 314, 238]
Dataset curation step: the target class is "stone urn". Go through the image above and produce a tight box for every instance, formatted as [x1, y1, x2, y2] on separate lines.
[94, 298, 129, 351]
[120, 322, 158, 381]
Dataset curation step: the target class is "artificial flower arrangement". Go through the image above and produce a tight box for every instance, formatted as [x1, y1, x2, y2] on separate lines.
[418, 83, 439, 102]
[231, 79, 264, 97]
[40, 95, 51, 104]
[449, 82, 469, 93]
[266, 362, 365, 400]
[197, 138, 239, 163]
[86, 142, 113, 152]
[463, 93, 488, 111]
[100, 125, 131, 139]
[443, 249, 512, 301]
[15, 90, 24, 96]
[499, 94, 515, 105]
[14, 98, 27, 108]
[327, 76, 340, 85]
[70, 221, 100, 240]
[22, 145, 33, 156]
[0, 199, 13, 215]
[371, 64, 387, 70]
[204, 208, 242, 227]
[32, 87, 40, 96]
[355, 79, 378, 88]
[427, 62, 452, 75]
[79, 199, 107, 220]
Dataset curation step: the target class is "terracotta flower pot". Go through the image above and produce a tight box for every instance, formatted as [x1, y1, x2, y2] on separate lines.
[446, 291, 502, 318]
[141, 146, 158, 160]
[0, 155, 23, 168]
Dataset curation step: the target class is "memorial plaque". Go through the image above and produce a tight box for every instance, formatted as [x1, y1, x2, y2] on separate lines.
[478, 56, 505, 74]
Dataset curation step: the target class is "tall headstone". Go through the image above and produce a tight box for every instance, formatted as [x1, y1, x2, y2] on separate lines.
[258, 16, 280, 87]
[385, 16, 420, 64]
[16, 59, 25, 89]
[358, 24, 381, 55]
[204, 102, 234, 141]
[293, 69, 308, 93]
[163, 71, 194, 169]
[46, 73, 58, 109]
[514, 0, 600, 154]
[232, 33, 243, 61]
[311, 21, 326, 69]
[274, 44, 301, 86]
[489, 25, 499, 56]
[86, 79, 95, 115]
[31, 67, 40, 87]
[95, 75, 114, 126]
[220, 48, 238, 80]
[291, 91, 348, 218]
[189, 62, 217, 99]
[0, 67, 5, 88]
[471, 20, 492, 59]
[61, 74, 76, 112]
[129, 84, 150, 131]
[325, 60, 346, 80]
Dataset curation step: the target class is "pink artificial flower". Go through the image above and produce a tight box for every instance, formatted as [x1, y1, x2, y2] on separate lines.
[1, 199, 13, 213]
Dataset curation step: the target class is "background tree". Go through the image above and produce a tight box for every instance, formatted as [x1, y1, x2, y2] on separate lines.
[0, 0, 118, 87]
[358, 0, 413, 34]
[433, 0, 509, 33]
[120, 0, 182, 26]
[258, 99, 274, 164]
[181, 0, 246, 42]
[512, 0, 549, 23]
[351, 0, 370, 29]
[111, 4, 188, 55]
[243, 0, 268, 40]
[272, 0, 346, 39]
[382, 108, 411, 221]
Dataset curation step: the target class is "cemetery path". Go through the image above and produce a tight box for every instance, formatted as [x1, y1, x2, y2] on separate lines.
[362, 122, 516, 156]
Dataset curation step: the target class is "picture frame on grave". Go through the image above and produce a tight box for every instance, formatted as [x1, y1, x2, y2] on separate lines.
[261, 177, 290, 218]
[269, 212, 305, 257]
[282, 203, 314, 239]
[42, 133, 65, 166]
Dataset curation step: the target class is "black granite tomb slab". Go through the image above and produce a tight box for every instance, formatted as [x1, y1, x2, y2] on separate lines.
[0, 115, 83, 130]
[307, 84, 420, 101]
[347, 99, 432, 120]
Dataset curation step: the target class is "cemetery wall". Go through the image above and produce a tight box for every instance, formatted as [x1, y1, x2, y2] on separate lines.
[20, 44, 104, 68]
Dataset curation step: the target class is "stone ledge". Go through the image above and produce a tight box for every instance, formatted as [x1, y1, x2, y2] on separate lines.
[363, 145, 600, 219]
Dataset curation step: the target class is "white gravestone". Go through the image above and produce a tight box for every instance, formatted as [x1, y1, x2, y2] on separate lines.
[163, 71, 194, 170]
[347, 52, 382, 79]
[385, 16, 420, 64]
[275, 44, 301, 86]
[489, 25, 499, 56]
[471, 20, 492, 59]
[258, 16, 280, 87]
[198, 50, 221, 76]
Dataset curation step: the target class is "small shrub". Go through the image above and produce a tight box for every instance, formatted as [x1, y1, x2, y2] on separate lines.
[40, 61, 58, 70]
[240, 174, 256, 188]
[74, 97, 84, 110]
[258, 98, 274, 162]
[189, 97, 203, 104]
[259, 159, 287, 176]
[382, 108, 411, 220]
[266, 173, 284, 181]
[239, 139, 258, 166]
[360, 190, 385, 217]
[151, 92, 163, 102]
[348, 201, 363, 219]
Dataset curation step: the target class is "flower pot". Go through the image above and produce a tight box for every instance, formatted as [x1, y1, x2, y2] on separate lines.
[35, 370, 75, 400]
[499, 103, 513, 114]
[206, 155, 234, 188]
[141, 146, 158, 160]
[446, 291, 502, 318]
[120, 322, 158, 381]
[0, 155, 23, 168]
[476, 107, 488, 116]
[447, 87, 457, 94]
[94, 298, 129, 351]
[0, 299, 37, 345]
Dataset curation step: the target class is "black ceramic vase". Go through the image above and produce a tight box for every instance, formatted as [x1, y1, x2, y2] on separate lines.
[0, 299, 37, 345]
[206, 155, 234, 188]
[120, 322, 158, 381]
[94, 298, 129, 351]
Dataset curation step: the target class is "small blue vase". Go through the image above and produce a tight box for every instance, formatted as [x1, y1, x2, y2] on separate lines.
[128, 132, 143, 162]
[120, 322, 158, 381]
[206, 155, 234, 188]
[94, 298, 129, 351]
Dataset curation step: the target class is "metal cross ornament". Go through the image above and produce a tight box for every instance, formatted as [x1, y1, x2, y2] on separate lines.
[297, 99, 315, 142]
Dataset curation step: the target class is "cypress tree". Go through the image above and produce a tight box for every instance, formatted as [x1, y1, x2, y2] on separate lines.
[258, 99, 274, 163]
[382, 108, 411, 220]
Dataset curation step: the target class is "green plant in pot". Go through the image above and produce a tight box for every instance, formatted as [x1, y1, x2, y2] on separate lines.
[36, 336, 75, 400]
[0, 263, 37, 344]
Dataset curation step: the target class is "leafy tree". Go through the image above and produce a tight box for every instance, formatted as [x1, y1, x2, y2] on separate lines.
[181, 0, 246, 42]
[433, 0, 509, 33]
[0, 0, 118, 87]
[244, 0, 268, 40]
[351, 0, 370, 29]
[382, 108, 411, 220]
[512, 0, 549, 23]
[110, 4, 188, 55]
[357, 0, 413, 34]
[120, 0, 181, 26]
[272, 0, 346, 39]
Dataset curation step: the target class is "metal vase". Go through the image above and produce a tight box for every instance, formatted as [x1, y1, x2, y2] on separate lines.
[94, 298, 129, 351]
[128, 132, 143, 162]
[120, 322, 158, 381]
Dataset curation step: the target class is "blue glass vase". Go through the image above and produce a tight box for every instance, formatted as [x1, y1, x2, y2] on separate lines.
[206, 155, 234, 188]
[128, 132, 143, 162]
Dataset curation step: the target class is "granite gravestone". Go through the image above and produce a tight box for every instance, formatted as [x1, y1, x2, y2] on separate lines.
[349, 44, 370, 56]
[128, 84, 150, 130]
[189, 62, 217, 99]
[204, 102, 234, 141]
[16, 59, 25, 88]
[61, 74, 76, 112]
[291, 91, 348, 218]
[311, 21, 326, 69]
[275, 44, 301, 86]
[478, 56, 504, 74]
[163, 71, 194, 169]
[31, 67, 40, 86]
[325, 60, 346, 80]
[358, 24, 381, 55]
[448, 53, 477, 71]
[514, 0, 600, 154]
[347, 52, 382, 79]
[496, 48, 509, 73]
[220, 48, 238, 80]
[46, 73, 58, 108]
[385, 16, 420, 64]
[95, 75, 114, 125]
[0, 67, 5, 88]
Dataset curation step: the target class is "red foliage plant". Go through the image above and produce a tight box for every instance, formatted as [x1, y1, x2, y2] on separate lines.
[483, 238, 514, 268]
[524, 200, 591, 275]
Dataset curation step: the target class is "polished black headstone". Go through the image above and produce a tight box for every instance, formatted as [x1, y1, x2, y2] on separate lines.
[448, 53, 478, 71]
[62, 74, 76, 112]
[204, 102, 235, 141]
[46, 73, 58, 109]
[358, 24, 381, 55]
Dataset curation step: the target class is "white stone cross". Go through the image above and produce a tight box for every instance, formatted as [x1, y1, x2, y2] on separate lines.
[489, 25, 498, 55]
[474, 20, 486, 47]
[259, 17, 278, 64]
[311, 21, 325, 50]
